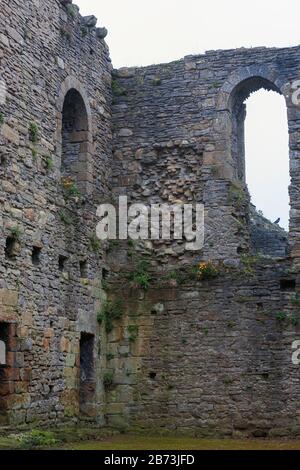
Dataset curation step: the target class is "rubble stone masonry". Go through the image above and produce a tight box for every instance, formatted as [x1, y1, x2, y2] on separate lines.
[0, 0, 300, 437]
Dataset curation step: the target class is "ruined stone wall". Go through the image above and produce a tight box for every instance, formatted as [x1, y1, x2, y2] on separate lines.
[106, 46, 300, 436]
[0, 0, 112, 426]
[103, 259, 300, 437]
[249, 206, 289, 258]
[1, 1, 300, 436]
[111, 46, 300, 264]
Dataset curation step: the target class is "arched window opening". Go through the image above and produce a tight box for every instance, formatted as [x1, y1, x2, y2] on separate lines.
[0, 340, 6, 365]
[0, 323, 9, 366]
[79, 332, 95, 415]
[61, 89, 89, 193]
[230, 76, 290, 256]
[245, 90, 290, 231]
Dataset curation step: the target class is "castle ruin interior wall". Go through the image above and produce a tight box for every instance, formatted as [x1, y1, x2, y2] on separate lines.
[0, 0, 300, 436]
[107, 47, 300, 436]
[0, 0, 112, 426]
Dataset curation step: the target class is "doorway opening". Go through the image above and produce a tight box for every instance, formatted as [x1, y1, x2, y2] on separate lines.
[79, 332, 95, 414]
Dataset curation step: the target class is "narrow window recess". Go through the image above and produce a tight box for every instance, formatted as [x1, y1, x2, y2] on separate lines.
[32, 246, 41, 265]
[59, 255, 68, 272]
[280, 279, 296, 291]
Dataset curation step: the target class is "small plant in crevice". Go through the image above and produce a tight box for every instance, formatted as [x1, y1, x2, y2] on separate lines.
[29, 122, 39, 143]
[97, 299, 124, 333]
[240, 253, 261, 275]
[197, 261, 219, 281]
[61, 177, 81, 198]
[128, 259, 152, 290]
[227, 320, 236, 329]
[163, 269, 185, 285]
[0, 112, 4, 125]
[228, 181, 247, 209]
[103, 371, 114, 388]
[152, 76, 162, 86]
[45, 156, 54, 171]
[186, 264, 199, 281]
[60, 27, 71, 41]
[107, 239, 120, 251]
[291, 294, 300, 307]
[66, 3, 78, 19]
[106, 353, 115, 361]
[111, 80, 127, 97]
[9, 226, 22, 240]
[31, 147, 37, 160]
[127, 324, 139, 343]
[289, 316, 299, 327]
[275, 311, 288, 322]
[89, 234, 101, 252]
[58, 210, 72, 225]
[132, 271, 151, 290]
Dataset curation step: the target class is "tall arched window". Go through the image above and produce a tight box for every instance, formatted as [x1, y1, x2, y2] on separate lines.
[0, 323, 8, 366]
[61, 89, 89, 192]
[229, 76, 290, 256]
[0, 340, 6, 365]
[245, 90, 290, 230]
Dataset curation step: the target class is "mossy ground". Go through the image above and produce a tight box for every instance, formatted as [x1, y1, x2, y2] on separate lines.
[0, 432, 300, 450]
[67, 436, 300, 450]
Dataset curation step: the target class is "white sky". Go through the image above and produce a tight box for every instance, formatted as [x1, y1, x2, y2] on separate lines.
[76, 0, 299, 230]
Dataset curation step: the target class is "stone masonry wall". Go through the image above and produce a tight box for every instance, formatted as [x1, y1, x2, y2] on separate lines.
[1, 0, 300, 437]
[0, 0, 112, 426]
[103, 258, 300, 437]
[106, 46, 300, 436]
[111, 46, 300, 265]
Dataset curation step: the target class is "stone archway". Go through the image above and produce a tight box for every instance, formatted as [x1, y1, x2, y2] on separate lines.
[56, 77, 94, 195]
[215, 65, 289, 181]
[214, 65, 300, 257]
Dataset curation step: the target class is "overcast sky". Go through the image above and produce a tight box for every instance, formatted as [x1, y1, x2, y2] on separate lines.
[76, 0, 300, 230]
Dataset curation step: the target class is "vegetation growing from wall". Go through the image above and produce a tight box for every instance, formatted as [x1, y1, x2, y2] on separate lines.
[228, 181, 248, 209]
[112, 80, 127, 97]
[103, 371, 114, 388]
[28, 122, 39, 143]
[197, 262, 219, 280]
[97, 299, 125, 333]
[61, 177, 81, 198]
[128, 259, 152, 290]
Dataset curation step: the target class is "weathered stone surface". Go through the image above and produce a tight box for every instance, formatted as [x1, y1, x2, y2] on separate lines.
[82, 15, 97, 28]
[108, 44, 300, 437]
[0, 0, 111, 428]
[96, 27, 108, 40]
[0, 0, 300, 438]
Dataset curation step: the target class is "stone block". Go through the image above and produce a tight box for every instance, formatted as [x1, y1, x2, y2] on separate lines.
[0, 290, 18, 307]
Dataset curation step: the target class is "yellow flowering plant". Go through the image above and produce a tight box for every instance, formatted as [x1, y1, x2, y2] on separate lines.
[61, 177, 81, 197]
[197, 261, 219, 280]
